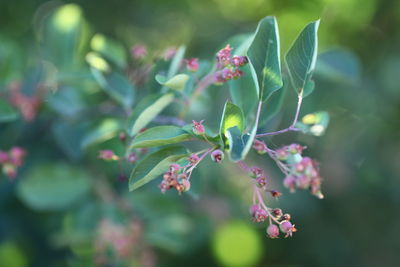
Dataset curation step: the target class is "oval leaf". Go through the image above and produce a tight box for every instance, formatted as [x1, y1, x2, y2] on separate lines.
[156, 73, 190, 91]
[219, 102, 245, 139]
[17, 164, 91, 211]
[129, 146, 188, 191]
[247, 16, 283, 101]
[285, 20, 320, 96]
[130, 126, 192, 148]
[127, 93, 174, 136]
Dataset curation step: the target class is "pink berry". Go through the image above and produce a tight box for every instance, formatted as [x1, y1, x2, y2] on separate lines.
[211, 149, 224, 163]
[267, 224, 280, 238]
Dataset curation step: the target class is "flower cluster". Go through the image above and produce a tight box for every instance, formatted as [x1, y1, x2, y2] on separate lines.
[275, 144, 324, 199]
[94, 219, 155, 267]
[159, 163, 191, 194]
[0, 147, 26, 180]
[214, 44, 248, 83]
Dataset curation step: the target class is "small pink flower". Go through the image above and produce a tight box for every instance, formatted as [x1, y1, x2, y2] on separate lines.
[231, 55, 248, 67]
[192, 120, 205, 135]
[131, 44, 147, 59]
[185, 58, 199, 72]
[211, 149, 224, 163]
[272, 208, 283, 218]
[279, 220, 296, 237]
[283, 175, 296, 193]
[98, 150, 118, 161]
[267, 224, 280, 238]
[216, 44, 232, 66]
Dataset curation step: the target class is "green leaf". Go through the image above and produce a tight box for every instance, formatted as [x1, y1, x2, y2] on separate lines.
[81, 119, 121, 149]
[259, 82, 287, 126]
[225, 34, 258, 119]
[247, 16, 283, 101]
[226, 126, 246, 162]
[47, 86, 85, 117]
[219, 102, 245, 142]
[0, 99, 18, 123]
[156, 73, 190, 91]
[52, 121, 88, 160]
[130, 126, 192, 148]
[90, 34, 127, 69]
[91, 67, 134, 109]
[167, 46, 186, 79]
[285, 20, 320, 96]
[129, 146, 188, 191]
[17, 163, 91, 211]
[127, 93, 174, 136]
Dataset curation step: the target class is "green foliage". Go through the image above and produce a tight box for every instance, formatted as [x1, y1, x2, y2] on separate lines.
[81, 119, 121, 149]
[127, 93, 174, 136]
[0, 99, 18, 122]
[17, 164, 91, 211]
[129, 146, 188, 191]
[247, 16, 283, 101]
[155, 73, 190, 91]
[130, 126, 192, 148]
[219, 101, 245, 141]
[285, 20, 320, 97]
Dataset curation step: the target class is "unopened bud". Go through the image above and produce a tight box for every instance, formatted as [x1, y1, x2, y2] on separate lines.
[211, 149, 224, 163]
[192, 120, 205, 135]
[267, 224, 280, 239]
[98, 150, 118, 161]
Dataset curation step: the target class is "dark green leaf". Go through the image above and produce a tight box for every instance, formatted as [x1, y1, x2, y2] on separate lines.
[259, 82, 287, 126]
[226, 126, 246, 162]
[81, 119, 121, 149]
[0, 99, 18, 123]
[129, 146, 188, 191]
[91, 68, 134, 109]
[127, 93, 174, 136]
[17, 164, 91, 211]
[285, 20, 320, 96]
[247, 16, 283, 101]
[130, 126, 192, 148]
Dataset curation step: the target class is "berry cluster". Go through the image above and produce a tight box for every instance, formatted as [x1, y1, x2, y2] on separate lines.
[276, 144, 324, 199]
[0, 147, 26, 179]
[159, 163, 192, 194]
[214, 44, 248, 83]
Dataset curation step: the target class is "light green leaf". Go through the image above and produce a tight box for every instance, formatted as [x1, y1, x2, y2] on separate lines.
[219, 102, 245, 139]
[156, 73, 190, 91]
[130, 126, 192, 148]
[81, 119, 121, 149]
[247, 16, 283, 101]
[0, 99, 18, 123]
[127, 93, 174, 136]
[285, 20, 320, 96]
[90, 34, 127, 69]
[129, 146, 188, 191]
[91, 67, 135, 109]
[167, 46, 186, 79]
[17, 164, 91, 211]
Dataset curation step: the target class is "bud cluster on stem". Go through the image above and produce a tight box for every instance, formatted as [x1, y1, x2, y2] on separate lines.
[0, 147, 26, 180]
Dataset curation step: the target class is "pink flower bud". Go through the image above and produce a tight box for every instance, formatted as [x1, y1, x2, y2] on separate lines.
[127, 153, 137, 163]
[280, 220, 296, 237]
[180, 179, 191, 192]
[231, 68, 244, 79]
[249, 204, 260, 215]
[9, 147, 26, 166]
[289, 144, 305, 154]
[231, 55, 248, 67]
[253, 139, 267, 154]
[270, 190, 282, 198]
[276, 148, 288, 160]
[185, 58, 199, 72]
[211, 149, 224, 163]
[192, 120, 205, 135]
[221, 68, 234, 80]
[0, 151, 9, 164]
[256, 176, 267, 188]
[216, 44, 232, 66]
[267, 224, 280, 238]
[169, 164, 181, 173]
[98, 150, 118, 161]
[282, 213, 291, 221]
[131, 44, 147, 59]
[283, 175, 296, 193]
[249, 166, 263, 178]
[296, 175, 310, 189]
[188, 154, 200, 164]
[272, 208, 283, 218]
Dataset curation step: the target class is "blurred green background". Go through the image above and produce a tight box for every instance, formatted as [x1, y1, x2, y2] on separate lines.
[1, 0, 400, 266]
